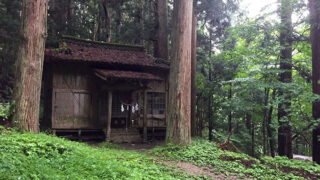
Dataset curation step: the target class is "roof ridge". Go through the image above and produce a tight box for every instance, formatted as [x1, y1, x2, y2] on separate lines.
[61, 35, 145, 52]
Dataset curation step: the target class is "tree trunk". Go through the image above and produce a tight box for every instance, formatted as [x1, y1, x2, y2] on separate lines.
[166, 0, 193, 145]
[208, 84, 213, 141]
[263, 88, 269, 155]
[115, 1, 123, 42]
[278, 0, 293, 159]
[98, 7, 103, 41]
[13, 0, 48, 133]
[252, 122, 255, 157]
[93, 0, 100, 41]
[228, 84, 232, 133]
[67, 0, 72, 21]
[135, 0, 144, 44]
[197, 95, 204, 137]
[191, 8, 197, 137]
[48, 0, 56, 35]
[267, 90, 276, 157]
[208, 31, 213, 141]
[196, 94, 201, 136]
[310, 0, 320, 164]
[66, 0, 73, 34]
[102, 0, 111, 42]
[154, 0, 169, 60]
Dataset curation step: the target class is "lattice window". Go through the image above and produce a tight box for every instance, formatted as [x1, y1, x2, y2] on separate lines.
[112, 92, 128, 118]
[147, 92, 166, 115]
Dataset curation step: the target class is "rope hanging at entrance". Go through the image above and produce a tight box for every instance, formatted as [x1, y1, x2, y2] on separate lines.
[121, 103, 139, 113]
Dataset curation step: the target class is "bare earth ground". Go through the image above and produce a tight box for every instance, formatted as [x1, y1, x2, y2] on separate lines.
[118, 141, 165, 150]
[164, 161, 239, 180]
[117, 142, 240, 180]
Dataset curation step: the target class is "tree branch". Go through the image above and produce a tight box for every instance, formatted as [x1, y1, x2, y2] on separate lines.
[290, 63, 312, 83]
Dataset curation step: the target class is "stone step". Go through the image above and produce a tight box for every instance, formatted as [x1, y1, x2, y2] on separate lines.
[109, 134, 142, 143]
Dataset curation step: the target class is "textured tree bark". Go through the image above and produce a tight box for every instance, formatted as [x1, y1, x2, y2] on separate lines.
[208, 82, 213, 141]
[49, 0, 70, 34]
[197, 95, 204, 137]
[66, 0, 73, 34]
[207, 31, 213, 140]
[134, 0, 144, 44]
[191, 9, 197, 137]
[67, 0, 73, 19]
[98, 8, 103, 41]
[278, 0, 293, 159]
[154, 0, 169, 60]
[102, 0, 111, 42]
[310, 0, 320, 164]
[267, 91, 276, 157]
[166, 0, 193, 145]
[13, 0, 48, 133]
[115, 1, 123, 42]
[228, 85, 232, 133]
[251, 122, 255, 157]
[93, 0, 100, 41]
[263, 88, 269, 155]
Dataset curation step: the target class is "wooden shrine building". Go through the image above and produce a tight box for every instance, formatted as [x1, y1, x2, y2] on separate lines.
[42, 36, 169, 142]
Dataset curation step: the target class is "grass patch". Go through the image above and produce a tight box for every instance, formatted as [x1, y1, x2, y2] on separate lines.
[148, 138, 320, 180]
[0, 128, 198, 180]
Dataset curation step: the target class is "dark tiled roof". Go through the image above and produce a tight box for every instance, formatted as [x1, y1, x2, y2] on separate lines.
[94, 69, 163, 81]
[45, 37, 169, 69]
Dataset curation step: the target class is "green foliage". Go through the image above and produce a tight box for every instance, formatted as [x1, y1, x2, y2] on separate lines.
[0, 131, 196, 180]
[0, 102, 13, 121]
[0, 0, 20, 101]
[196, 3, 314, 155]
[98, 141, 122, 150]
[149, 139, 320, 180]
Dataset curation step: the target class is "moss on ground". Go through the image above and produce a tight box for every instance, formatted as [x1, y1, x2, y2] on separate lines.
[0, 128, 197, 180]
[2, 126, 319, 180]
[148, 138, 320, 180]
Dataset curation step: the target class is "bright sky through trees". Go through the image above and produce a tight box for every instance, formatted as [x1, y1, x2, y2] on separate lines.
[240, 0, 308, 24]
[240, 0, 277, 17]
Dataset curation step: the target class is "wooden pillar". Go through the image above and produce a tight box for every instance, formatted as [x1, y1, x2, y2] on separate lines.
[106, 90, 112, 141]
[127, 106, 132, 131]
[143, 90, 148, 143]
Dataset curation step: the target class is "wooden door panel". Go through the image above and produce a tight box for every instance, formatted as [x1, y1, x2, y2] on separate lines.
[73, 93, 92, 129]
[53, 91, 74, 128]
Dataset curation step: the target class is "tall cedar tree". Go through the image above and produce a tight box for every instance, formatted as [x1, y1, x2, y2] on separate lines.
[13, 0, 47, 132]
[191, 7, 197, 137]
[154, 0, 168, 60]
[310, 0, 320, 164]
[102, 0, 111, 42]
[208, 31, 213, 141]
[278, 0, 293, 159]
[166, 0, 193, 145]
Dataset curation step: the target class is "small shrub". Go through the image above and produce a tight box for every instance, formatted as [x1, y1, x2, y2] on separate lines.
[0, 102, 13, 121]
[148, 138, 320, 179]
[98, 142, 122, 149]
[0, 131, 196, 180]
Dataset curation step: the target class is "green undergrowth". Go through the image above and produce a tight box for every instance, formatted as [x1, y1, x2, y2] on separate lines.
[148, 138, 320, 180]
[0, 128, 199, 180]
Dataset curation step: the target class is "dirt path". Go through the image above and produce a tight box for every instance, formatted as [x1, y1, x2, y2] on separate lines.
[164, 161, 239, 180]
[105, 142, 241, 179]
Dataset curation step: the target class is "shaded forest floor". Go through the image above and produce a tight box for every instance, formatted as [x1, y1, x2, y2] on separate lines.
[1, 126, 320, 180]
